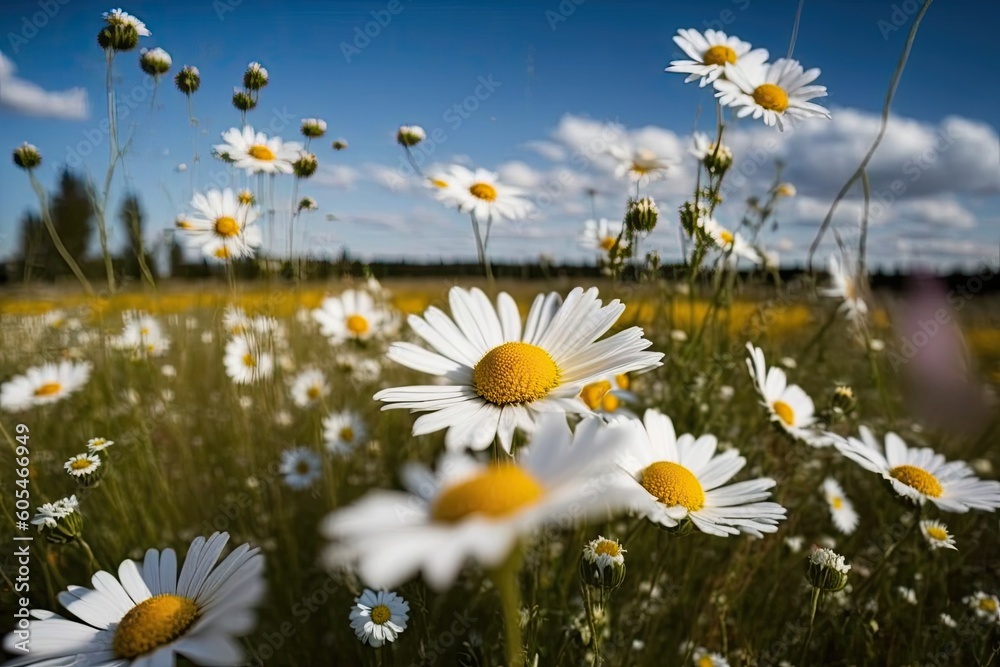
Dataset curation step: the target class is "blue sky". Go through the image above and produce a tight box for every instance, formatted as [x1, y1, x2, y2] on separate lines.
[1, 0, 998, 271]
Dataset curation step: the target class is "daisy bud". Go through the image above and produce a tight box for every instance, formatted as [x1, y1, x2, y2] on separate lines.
[174, 66, 200, 95]
[293, 152, 318, 178]
[702, 143, 733, 175]
[624, 197, 658, 234]
[32, 495, 84, 544]
[298, 196, 318, 212]
[805, 548, 850, 592]
[232, 89, 257, 112]
[301, 118, 327, 138]
[12, 142, 42, 170]
[331, 139, 348, 151]
[243, 61, 269, 90]
[237, 190, 256, 206]
[579, 536, 627, 591]
[774, 182, 797, 198]
[211, 147, 235, 164]
[831, 385, 856, 414]
[97, 24, 139, 52]
[139, 47, 171, 76]
[396, 125, 426, 147]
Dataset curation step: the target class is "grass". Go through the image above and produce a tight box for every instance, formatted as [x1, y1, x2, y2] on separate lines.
[1, 276, 999, 666]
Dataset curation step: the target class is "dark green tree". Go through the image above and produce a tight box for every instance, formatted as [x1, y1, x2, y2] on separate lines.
[118, 192, 156, 281]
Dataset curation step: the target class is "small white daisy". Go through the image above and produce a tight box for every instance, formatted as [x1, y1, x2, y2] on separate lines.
[897, 586, 918, 605]
[111, 311, 171, 358]
[396, 125, 426, 147]
[665, 28, 765, 87]
[919, 519, 958, 551]
[690, 132, 733, 172]
[821, 254, 869, 322]
[821, 477, 859, 535]
[964, 592, 1000, 624]
[279, 447, 323, 490]
[691, 646, 730, 667]
[714, 55, 831, 130]
[702, 217, 759, 265]
[178, 189, 262, 262]
[32, 495, 80, 530]
[289, 368, 330, 408]
[102, 7, 150, 36]
[579, 218, 627, 253]
[581, 536, 626, 571]
[375, 286, 663, 453]
[223, 335, 274, 385]
[613, 409, 787, 537]
[432, 164, 532, 222]
[323, 410, 368, 454]
[350, 589, 410, 647]
[87, 437, 114, 453]
[1, 532, 265, 666]
[214, 126, 303, 175]
[64, 453, 101, 478]
[745, 344, 831, 447]
[940, 612, 957, 628]
[313, 290, 393, 345]
[1, 360, 92, 412]
[323, 414, 647, 590]
[834, 427, 1000, 512]
[608, 143, 673, 182]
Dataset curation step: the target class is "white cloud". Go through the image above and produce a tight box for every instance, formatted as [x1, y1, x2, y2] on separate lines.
[312, 164, 360, 190]
[890, 198, 977, 230]
[0, 51, 87, 120]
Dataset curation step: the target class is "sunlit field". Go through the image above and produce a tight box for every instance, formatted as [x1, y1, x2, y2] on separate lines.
[3, 2, 1000, 667]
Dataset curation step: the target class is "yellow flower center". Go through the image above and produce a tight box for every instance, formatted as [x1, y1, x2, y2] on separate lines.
[33, 382, 62, 397]
[346, 314, 369, 336]
[214, 246, 231, 259]
[753, 83, 790, 112]
[175, 219, 193, 230]
[248, 144, 275, 161]
[594, 540, 621, 558]
[371, 604, 392, 624]
[112, 594, 199, 659]
[719, 230, 735, 246]
[430, 178, 449, 189]
[238, 191, 254, 205]
[306, 385, 322, 400]
[925, 525, 948, 541]
[70, 458, 92, 471]
[339, 427, 354, 442]
[640, 461, 705, 511]
[601, 392, 620, 413]
[615, 373, 630, 390]
[698, 656, 715, 667]
[214, 216, 239, 237]
[889, 465, 943, 497]
[242, 353, 256, 368]
[980, 598, 998, 613]
[831, 496, 843, 510]
[469, 182, 497, 202]
[431, 465, 544, 523]
[472, 342, 560, 406]
[703, 44, 737, 66]
[580, 381, 612, 411]
[600, 236, 617, 251]
[773, 400, 795, 425]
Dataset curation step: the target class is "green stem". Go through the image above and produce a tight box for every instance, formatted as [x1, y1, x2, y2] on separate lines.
[799, 587, 822, 665]
[28, 173, 95, 296]
[491, 549, 524, 667]
[77, 538, 99, 574]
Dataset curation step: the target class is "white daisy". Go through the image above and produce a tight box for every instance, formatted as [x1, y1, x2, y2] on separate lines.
[374, 286, 664, 453]
[289, 368, 329, 408]
[111, 311, 171, 358]
[701, 217, 759, 265]
[0, 360, 92, 412]
[821, 477, 858, 535]
[613, 409, 787, 537]
[214, 126, 303, 175]
[223, 335, 274, 385]
[87, 438, 115, 454]
[323, 410, 368, 454]
[608, 144, 673, 182]
[690, 646, 730, 667]
[919, 519, 957, 551]
[834, 427, 1000, 512]
[102, 7, 150, 36]
[32, 495, 80, 530]
[581, 536, 626, 571]
[821, 254, 869, 322]
[313, 290, 393, 345]
[279, 447, 322, 490]
[396, 125, 426, 147]
[579, 218, 627, 253]
[745, 343, 831, 447]
[432, 164, 531, 222]
[690, 132, 733, 170]
[665, 28, 765, 87]
[178, 189, 262, 262]
[64, 454, 101, 478]
[349, 589, 410, 648]
[714, 55, 831, 130]
[965, 592, 1000, 624]
[1, 532, 265, 666]
[323, 414, 647, 590]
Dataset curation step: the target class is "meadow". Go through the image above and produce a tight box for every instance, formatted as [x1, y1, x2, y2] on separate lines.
[3, 4, 1000, 666]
